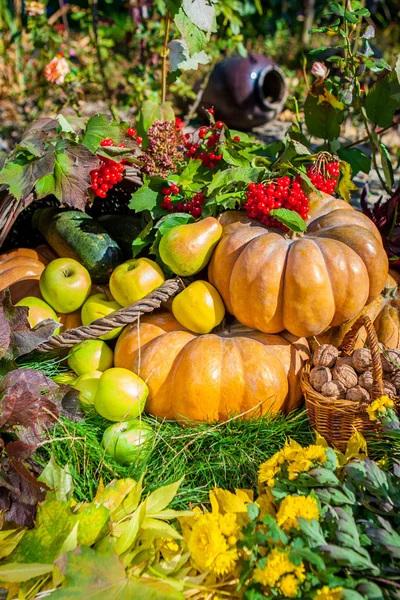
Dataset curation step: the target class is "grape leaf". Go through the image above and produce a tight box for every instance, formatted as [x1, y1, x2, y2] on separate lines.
[0, 290, 58, 361]
[338, 161, 358, 202]
[81, 115, 125, 153]
[304, 92, 344, 141]
[35, 142, 99, 211]
[168, 40, 210, 72]
[174, 9, 207, 55]
[270, 208, 307, 233]
[51, 546, 184, 599]
[129, 183, 159, 213]
[0, 151, 55, 201]
[182, 0, 214, 34]
[17, 118, 58, 158]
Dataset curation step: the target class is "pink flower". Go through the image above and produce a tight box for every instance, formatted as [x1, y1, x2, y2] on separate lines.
[44, 56, 70, 85]
[25, 1, 46, 16]
[311, 61, 328, 79]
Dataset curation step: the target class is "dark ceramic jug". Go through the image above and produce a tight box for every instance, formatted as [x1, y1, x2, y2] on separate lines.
[201, 53, 288, 130]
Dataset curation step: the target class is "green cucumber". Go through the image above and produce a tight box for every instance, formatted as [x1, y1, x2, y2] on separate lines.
[32, 208, 124, 283]
[97, 214, 142, 258]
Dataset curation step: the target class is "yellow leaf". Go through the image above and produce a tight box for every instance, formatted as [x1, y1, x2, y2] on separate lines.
[94, 478, 138, 514]
[318, 89, 345, 110]
[141, 517, 183, 540]
[112, 476, 144, 521]
[209, 488, 252, 515]
[0, 563, 53, 583]
[146, 477, 184, 515]
[344, 430, 368, 463]
[315, 431, 329, 449]
[0, 529, 26, 559]
[114, 500, 147, 555]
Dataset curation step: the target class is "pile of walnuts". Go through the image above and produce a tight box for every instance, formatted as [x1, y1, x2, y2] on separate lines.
[309, 344, 400, 402]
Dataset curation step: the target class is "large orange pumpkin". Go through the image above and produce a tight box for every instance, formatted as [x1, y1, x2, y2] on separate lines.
[208, 193, 388, 338]
[114, 312, 309, 422]
[0, 246, 58, 303]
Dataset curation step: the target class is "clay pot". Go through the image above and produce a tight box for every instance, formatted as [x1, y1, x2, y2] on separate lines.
[201, 53, 287, 130]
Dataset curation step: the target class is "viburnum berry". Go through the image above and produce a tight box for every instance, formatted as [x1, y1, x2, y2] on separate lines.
[136, 136, 143, 145]
[90, 140, 125, 198]
[243, 175, 309, 231]
[127, 127, 136, 137]
[233, 135, 241, 142]
[170, 184, 180, 195]
[208, 107, 215, 115]
[100, 138, 114, 147]
[215, 121, 224, 129]
[198, 126, 208, 139]
[307, 158, 340, 194]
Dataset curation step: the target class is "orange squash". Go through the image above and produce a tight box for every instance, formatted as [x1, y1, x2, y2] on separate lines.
[0, 246, 57, 303]
[57, 310, 82, 331]
[114, 312, 309, 422]
[209, 193, 388, 338]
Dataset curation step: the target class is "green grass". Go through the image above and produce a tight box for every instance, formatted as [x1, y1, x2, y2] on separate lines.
[35, 410, 313, 508]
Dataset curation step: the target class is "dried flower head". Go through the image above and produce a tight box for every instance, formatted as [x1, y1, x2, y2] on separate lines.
[44, 56, 70, 85]
[141, 120, 186, 177]
[25, 1, 46, 16]
[311, 61, 328, 79]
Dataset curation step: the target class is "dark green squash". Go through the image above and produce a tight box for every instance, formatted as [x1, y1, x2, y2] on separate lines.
[32, 208, 124, 283]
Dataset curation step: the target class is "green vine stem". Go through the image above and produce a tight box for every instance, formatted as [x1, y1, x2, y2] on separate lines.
[161, 12, 171, 104]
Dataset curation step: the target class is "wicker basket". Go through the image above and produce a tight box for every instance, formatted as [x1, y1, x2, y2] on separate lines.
[301, 314, 396, 451]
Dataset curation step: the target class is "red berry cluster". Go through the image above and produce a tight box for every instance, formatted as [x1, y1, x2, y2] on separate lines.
[306, 161, 340, 194]
[90, 138, 125, 198]
[243, 175, 309, 229]
[160, 186, 205, 219]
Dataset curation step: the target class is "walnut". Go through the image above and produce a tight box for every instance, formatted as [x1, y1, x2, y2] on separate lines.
[358, 370, 373, 391]
[346, 385, 370, 403]
[313, 344, 338, 368]
[383, 380, 397, 398]
[352, 348, 372, 372]
[321, 380, 346, 399]
[332, 364, 358, 389]
[310, 366, 332, 392]
[335, 356, 354, 368]
[381, 349, 400, 373]
[390, 370, 400, 392]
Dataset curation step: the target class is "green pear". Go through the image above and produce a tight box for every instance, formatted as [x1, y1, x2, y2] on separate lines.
[159, 217, 222, 276]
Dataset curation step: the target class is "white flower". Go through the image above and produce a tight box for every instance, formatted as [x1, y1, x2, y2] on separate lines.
[25, 2, 46, 16]
[44, 56, 70, 85]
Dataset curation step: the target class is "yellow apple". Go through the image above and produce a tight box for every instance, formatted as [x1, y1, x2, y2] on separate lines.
[94, 367, 148, 421]
[81, 293, 122, 340]
[74, 370, 102, 409]
[40, 258, 92, 313]
[67, 340, 113, 376]
[172, 280, 225, 334]
[16, 296, 60, 333]
[109, 258, 165, 307]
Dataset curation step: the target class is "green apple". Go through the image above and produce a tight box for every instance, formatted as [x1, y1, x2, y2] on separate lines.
[109, 258, 165, 307]
[74, 370, 102, 409]
[102, 419, 154, 465]
[40, 258, 92, 313]
[67, 340, 113, 376]
[81, 293, 122, 340]
[16, 296, 60, 333]
[94, 367, 148, 421]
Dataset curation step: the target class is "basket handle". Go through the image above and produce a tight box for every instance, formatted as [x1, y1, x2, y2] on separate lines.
[36, 277, 183, 353]
[340, 314, 384, 402]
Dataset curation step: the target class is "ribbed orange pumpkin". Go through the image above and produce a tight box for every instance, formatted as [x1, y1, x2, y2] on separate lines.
[114, 312, 309, 422]
[0, 246, 58, 303]
[208, 193, 388, 338]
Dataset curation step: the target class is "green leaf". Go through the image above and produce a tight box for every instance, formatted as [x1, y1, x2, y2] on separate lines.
[38, 457, 73, 502]
[35, 142, 99, 211]
[174, 9, 207, 54]
[77, 505, 110, 547]
[0, 151, 55, 200]
[176, 159, 202, 186]
[320, 544, 378, 572]
[223, 146, 251, 168]
[207, 166, 265, 194]
[156, 213, 194, 235]
[81, 115, 124, 153]
[270, 208, 307, 233]
[146, 477, 184, 514]
[337, 147, 371, 175]
[129, 183, 159, 213]
[141, 517, 182, 539]
[247, 503, 260, 521]
[304, 93, 344, 141]
[115, 501, 147, 555]
[298, 519, 326, 547]
[365, 69, 400, 127]
[182, 0, 215, 33]
[52, 546, 184, 599]
[131, 219, 154, 258]
[338, 160, 357, 202]
[0, 563, 53, 583]
[379, 142, 394, 190]
[9, 500, 75, 563]
[57, 114, 76, 134]
[168, 40, 210, 72]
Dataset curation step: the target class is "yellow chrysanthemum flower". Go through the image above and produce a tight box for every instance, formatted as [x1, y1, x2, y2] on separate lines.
[303, 445, 327, 463]
[212, 548, 238, 576]
[156, 537, 180, 561]
[314, 585, 344, 600]
[253, 548, 305, 588]
[219, 512, 238, 538]
[259, 440, 328, 487]
[279, 573, 300, 598]
[287, 457, 313, 480]
[258, 454, 282, 486]
[277, 495, 320, 531]
[367, 395, 394, 421]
